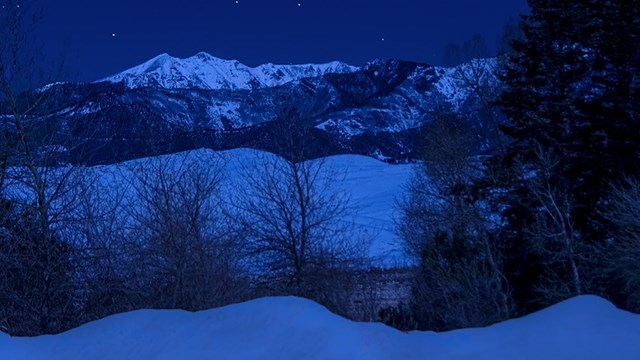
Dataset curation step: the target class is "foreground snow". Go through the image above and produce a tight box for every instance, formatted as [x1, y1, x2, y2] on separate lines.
[2, 295, 638, 359]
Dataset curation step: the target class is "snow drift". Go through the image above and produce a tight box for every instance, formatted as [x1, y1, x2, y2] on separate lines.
[1, 295, 638, 359]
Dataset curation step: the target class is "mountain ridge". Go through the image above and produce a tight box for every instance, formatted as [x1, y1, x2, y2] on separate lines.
[9, 54, 503, 165]
[100, 51, 359, 90]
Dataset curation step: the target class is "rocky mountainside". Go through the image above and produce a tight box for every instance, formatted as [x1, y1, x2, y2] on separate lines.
[9, 53, 502, 165]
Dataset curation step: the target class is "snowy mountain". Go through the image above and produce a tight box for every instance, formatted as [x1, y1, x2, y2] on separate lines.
[12, 54, 503, 165]
[2, 295, 639, 359]
[101, 52, 359, 90]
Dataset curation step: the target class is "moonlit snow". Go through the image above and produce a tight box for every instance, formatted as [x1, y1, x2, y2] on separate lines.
[2, 151, 639, 359]
[76, 148, 413, 266]
[101, 52, 358, 90]
[1, 295, 638, 359]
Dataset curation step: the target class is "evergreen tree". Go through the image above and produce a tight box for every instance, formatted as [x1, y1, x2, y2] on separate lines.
[483, 0, 640, 313]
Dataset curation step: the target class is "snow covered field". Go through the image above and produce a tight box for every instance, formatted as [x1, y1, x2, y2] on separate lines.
[79, 148, 414, 266]
[2, 295, 638, 359]
[220, 148, 413, 264]
[3, 147, 412, 266]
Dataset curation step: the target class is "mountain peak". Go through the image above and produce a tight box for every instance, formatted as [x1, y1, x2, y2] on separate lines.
[139, 53, 174, 72]
[152, 52, 172, 61]
[194, 51, 212, 58]
[191, 52, 237, 64]
[100, 52, 358, 90]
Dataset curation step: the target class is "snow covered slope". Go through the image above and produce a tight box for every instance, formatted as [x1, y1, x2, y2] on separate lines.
[3, 148, 412, 266]
[82, 148, 412, 266]
[101, 52, 358, 90]
[2, 295, 638, 359]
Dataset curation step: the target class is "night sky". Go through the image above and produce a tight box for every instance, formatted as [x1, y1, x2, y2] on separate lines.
[32, 0, 530, 83]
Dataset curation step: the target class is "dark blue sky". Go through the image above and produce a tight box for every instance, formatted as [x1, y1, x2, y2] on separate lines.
[34, 0, 529, 82]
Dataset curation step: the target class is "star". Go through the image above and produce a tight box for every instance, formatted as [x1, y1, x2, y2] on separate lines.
[112, 33, 117, 37]
[381, 37, 385, 41]
[297, 3, 301, 6]
[235, 0, 239, 3]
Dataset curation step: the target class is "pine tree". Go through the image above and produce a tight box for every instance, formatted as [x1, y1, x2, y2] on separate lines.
[483, 0, 640, 313]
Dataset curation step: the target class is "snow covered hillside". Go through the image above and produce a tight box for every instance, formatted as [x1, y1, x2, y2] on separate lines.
[76, 148, 413, 266]
[101, 52, 358, 90]
[2, 295, 638, 359]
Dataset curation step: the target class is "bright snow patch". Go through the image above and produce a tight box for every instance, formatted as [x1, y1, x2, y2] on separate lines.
[100, 52, 358, 90]
[1, 295, 638, 359]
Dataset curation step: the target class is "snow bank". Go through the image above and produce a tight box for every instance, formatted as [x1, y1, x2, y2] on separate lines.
[2, 295, 638, 359]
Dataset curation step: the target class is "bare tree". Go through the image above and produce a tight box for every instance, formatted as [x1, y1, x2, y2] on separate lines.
[440, 33, 507, 153]
[0, 207, 76, 335]
[126, 151, 247, 311]
[451, 65, 506, 152]
[605, 177, 640, 312]
[398, 110, 483, 258]
[397, 110, 511, 331]
[61, 170, 140, 322]
[521, 144, 586, 303]
[0, 0, 83, 335]
[231, 119, 368, 315]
